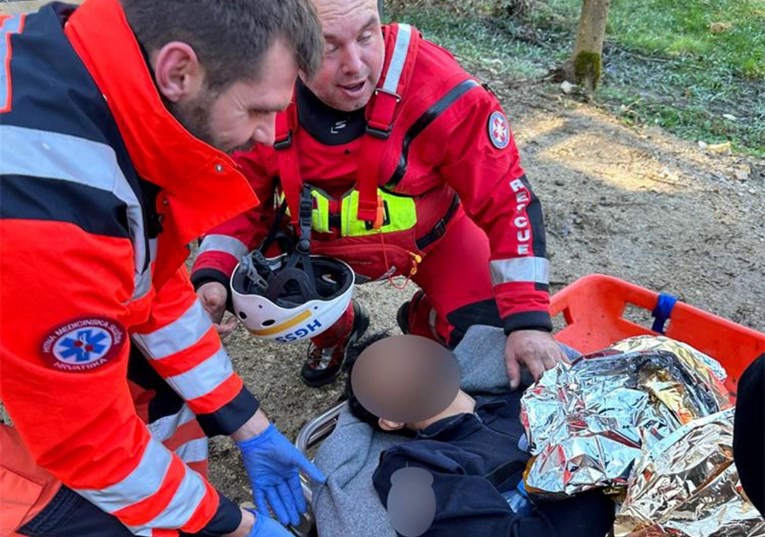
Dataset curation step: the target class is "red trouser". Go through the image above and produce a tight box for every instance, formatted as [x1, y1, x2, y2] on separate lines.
[311, 210, 503, 349]
[1, 351, 209, 537]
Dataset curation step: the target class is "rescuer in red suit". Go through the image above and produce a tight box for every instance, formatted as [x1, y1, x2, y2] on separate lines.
[192, 0, 568, 388]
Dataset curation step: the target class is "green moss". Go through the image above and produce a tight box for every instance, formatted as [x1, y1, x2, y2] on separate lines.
[573, 50, 602, 88]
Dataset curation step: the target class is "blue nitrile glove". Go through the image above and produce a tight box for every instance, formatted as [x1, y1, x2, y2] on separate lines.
[237, 423, 326, 527]
[248, 510, 293, 537]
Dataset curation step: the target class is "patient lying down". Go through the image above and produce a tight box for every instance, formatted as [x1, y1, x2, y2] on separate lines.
[344, 334, 615, 537]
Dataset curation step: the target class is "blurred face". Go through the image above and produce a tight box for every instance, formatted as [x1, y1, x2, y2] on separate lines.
[172, 38, 297, 153]
[302, 0, 385, 112]
[350, 335, 461, 425]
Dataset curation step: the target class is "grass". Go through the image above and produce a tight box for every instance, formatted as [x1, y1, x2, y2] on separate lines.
[383, 8, 554, 79]
[386, 0, 765, 157]
[535, 0, 765, 79]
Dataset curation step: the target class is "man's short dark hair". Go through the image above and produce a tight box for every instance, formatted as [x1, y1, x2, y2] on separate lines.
[121, 0, 323, 90]
[343, 333, 415, 437]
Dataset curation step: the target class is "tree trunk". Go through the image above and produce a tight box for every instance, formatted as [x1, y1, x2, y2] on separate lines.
[562, 0, 610, 91]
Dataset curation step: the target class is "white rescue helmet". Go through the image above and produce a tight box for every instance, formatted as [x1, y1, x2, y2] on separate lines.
[231, 250, 354, 343]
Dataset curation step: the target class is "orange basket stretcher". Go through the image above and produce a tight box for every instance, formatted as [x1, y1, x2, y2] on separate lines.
[551, 274, 765, 398]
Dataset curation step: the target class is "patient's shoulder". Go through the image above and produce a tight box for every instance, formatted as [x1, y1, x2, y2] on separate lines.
[379, 441, 463, 474]
[372, 443, 454, 507]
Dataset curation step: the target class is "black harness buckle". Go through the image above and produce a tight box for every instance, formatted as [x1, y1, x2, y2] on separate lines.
[365, 124, 393, 140]
[273, 131, 293, 150]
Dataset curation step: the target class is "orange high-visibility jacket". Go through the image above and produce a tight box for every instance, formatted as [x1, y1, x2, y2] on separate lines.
[0, 1, 259, 535]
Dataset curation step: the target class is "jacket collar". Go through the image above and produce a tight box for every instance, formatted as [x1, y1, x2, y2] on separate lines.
[416, 397, 507, 439]
[63, 0, 258, 246]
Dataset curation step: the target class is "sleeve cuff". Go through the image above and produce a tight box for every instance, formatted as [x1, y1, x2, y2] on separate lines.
[198, 490, 242, 536]
[190, 267, 231, 293]
[503, 311, 553, 335]
[196, 386, 260, 437]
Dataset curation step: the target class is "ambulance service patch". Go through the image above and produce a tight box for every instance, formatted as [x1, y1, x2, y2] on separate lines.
[488, 111, 510, 150]
[41, 317, 126, 373]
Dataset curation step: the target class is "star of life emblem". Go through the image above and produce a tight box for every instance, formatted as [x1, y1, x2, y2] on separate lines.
[488, 111, 510, 149]
[41, 317, 126, 372]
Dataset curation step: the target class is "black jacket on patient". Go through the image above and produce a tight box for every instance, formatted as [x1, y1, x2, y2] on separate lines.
[734, 354, 764, 516]
[370, 390, 614, 537]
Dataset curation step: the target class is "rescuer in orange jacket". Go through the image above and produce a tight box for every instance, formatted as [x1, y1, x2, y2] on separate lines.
[0, 1, 325, 536]
[191, 0, 569, 388]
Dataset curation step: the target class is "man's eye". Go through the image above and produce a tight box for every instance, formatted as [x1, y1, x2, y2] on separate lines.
[359, 34, 372, 43]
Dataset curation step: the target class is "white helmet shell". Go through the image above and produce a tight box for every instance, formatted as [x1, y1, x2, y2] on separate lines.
[230, 254, 354, 343]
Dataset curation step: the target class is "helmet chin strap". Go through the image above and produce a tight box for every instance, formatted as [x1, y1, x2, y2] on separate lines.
[240, 185, 321, 306]
[288, 185, 315, 284]
[240, 252, 270, 294]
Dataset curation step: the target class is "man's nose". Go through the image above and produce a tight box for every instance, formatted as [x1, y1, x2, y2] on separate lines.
[252, 115, 276, 147]
[341, 43, 363, 75]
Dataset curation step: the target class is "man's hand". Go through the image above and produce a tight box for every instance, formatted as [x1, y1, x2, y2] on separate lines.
[504, 329, 569, 389]
[197, 281, 237, 337]
[234, 411, 326, 527]
[223, 508, 293, 537]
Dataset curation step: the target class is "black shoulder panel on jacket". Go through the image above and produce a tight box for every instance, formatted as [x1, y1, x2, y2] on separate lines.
[2, 5, 144, 204]
[0, 174, 130, 238]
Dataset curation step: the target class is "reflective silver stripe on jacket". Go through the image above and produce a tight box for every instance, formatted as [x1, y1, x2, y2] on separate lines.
[132, 299, 235, 401]
[132, 301, 213, 360]
[76, 438, 209, 533]
[0, 125, 152, 300]
[126, 465, 208, 535]
[75, 438, 172, 513]
[198, 234, 249, 260]
[381, 23, 412, 94]
[147, 404, 196, 443]
[174, 438, 208, 464]
[164, 347, 234, 401]
[489, 257, 550, 286]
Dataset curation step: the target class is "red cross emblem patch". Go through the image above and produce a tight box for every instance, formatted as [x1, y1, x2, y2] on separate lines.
[488, 111, 510, 149]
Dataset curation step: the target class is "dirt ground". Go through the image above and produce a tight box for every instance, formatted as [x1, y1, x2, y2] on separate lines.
[211, 74, 765, 503]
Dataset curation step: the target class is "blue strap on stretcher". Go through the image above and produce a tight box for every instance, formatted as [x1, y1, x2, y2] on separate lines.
[651, 292, 678, 334]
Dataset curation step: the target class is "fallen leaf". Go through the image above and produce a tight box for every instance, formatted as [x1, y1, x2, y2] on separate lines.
[705, 141, 732, 154]
[709, 21, 733, 33]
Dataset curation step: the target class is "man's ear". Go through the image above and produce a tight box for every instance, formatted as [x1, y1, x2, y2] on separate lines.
[151, 41, 205, 103]
[379, 419, 406, 432]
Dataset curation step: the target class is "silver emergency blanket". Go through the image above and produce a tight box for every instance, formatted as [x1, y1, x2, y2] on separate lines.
[520, 336, 763, 536]
[614, 409, 765, 537]
[521, 337, 732, 496]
